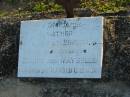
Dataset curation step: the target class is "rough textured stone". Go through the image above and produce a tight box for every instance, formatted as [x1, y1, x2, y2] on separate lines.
[0, 16, 130, 97]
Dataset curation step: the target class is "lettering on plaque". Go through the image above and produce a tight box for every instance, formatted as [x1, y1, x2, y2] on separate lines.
[18, 17, 103, 78]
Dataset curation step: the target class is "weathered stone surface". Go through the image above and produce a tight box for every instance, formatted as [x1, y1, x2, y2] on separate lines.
[0, 16, 130, 97]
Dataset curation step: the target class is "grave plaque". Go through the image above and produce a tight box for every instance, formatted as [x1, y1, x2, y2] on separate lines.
[18, 17, 103, 78]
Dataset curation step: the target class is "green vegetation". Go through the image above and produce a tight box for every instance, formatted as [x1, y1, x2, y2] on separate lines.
[32, 1, 63, 12]
[81, 0, 130, 14]
[0, 0, 129, 17]
[33, 2, 48, 12]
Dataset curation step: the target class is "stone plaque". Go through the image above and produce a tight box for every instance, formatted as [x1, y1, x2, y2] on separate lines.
[18, 17, 103, 78]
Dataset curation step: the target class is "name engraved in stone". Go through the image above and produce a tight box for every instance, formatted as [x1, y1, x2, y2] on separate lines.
[48, 20, 81, 29]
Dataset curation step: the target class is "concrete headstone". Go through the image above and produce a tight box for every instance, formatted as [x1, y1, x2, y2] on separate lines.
[18, 17, 103, 78]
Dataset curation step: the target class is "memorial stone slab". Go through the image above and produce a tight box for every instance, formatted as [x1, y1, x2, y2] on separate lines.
[18, 17, 103, 78]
